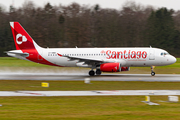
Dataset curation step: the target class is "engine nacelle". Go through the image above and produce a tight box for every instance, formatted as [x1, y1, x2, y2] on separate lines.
[100, 63, 121, 72]
[121, 67, 130, 71]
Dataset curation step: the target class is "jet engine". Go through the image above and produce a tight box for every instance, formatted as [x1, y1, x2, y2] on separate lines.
[100, 63, 130, 72]
[100, 63, 121, 72]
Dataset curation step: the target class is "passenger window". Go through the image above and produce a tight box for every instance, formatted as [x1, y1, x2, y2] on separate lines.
[161, 53, 163, 55]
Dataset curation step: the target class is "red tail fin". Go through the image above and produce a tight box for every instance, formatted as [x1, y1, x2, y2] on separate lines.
[9, 22, 60, 67]
[10, 22, 40, 50]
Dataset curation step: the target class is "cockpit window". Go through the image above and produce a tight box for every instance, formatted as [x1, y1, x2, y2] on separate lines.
[164, 52, 169, 55]
[161, 52, 169, 56]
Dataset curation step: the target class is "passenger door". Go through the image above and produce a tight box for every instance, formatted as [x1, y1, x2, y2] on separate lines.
[149, 49, 155, 60]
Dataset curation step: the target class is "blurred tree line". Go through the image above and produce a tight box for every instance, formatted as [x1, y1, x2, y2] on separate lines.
[0, 1, 180, 56]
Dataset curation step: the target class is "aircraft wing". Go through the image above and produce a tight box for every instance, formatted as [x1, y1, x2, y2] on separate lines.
[57, 53, 118, 66]
[57, 53, 104, 65]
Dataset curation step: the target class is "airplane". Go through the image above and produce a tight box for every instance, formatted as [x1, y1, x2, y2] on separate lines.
[7, 22, 176, 76]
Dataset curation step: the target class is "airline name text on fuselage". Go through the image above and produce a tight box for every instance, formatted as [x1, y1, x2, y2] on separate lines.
[49, 50, 148, 60]
[104, 50, 147, 59]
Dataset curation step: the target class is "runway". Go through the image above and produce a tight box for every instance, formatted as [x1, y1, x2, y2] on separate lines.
[1, 73, 180, 97]
[0, 73, 180, 81]
[0, 90, 180, 96]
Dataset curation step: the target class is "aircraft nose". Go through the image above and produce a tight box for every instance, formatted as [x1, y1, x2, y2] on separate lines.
[170, 56, 176, 64]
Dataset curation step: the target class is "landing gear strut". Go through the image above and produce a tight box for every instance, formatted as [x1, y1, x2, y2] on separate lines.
[151, 66, 155, 76]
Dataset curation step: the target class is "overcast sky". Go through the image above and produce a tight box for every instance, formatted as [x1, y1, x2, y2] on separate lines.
[1, 0, 180, 11]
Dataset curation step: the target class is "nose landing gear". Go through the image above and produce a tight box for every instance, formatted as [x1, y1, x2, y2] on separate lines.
[151, 66, 155, 76]
[151, 71, 155, 76]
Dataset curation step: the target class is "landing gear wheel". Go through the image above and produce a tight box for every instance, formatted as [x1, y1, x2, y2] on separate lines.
[151, 72, 155, 76]
[151, 66, 155, 76]
[96, 69, 102, 75]
[89, 70, 95, 76]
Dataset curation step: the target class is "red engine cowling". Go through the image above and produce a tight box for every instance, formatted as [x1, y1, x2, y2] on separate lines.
[100, 63, 120, 72]
[121, 67, 130, 71]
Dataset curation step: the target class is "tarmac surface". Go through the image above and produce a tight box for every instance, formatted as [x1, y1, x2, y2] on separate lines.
[0, 73, 180, 97]
[0, 73, 180, 82]
[0, 90, 180, 96]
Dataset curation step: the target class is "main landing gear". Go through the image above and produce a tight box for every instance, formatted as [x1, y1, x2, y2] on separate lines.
[89, 70, 95, 76]
[89, 69, 102, 76]
[151, 66, 155, 76]
[96, 69, 102, 75]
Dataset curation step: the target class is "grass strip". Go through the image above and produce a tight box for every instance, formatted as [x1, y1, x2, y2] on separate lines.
[0, 80, 180, 91]
[0, 96, 180, 120]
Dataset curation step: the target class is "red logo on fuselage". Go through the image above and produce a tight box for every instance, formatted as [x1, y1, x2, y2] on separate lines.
[105, 50, 147, 59]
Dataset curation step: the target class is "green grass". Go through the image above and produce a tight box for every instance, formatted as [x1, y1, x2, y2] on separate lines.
[0, 81, 180, 119]
[1, 80, 180, 91]
[0, 57, 180, 119]
[0, 57, 49, 67]
[0, 96, 180, 120]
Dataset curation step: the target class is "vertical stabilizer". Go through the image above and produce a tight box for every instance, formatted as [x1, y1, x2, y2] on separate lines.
[10, 22, 41, 50]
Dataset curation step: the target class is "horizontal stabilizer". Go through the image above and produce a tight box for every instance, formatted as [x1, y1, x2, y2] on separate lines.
[6, 50, 29, 57]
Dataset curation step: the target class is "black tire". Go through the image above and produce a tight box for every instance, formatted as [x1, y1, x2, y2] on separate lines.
[151, 72, 155, 76]
[96, 69, 102, 75]
[89, 70, 95, 76]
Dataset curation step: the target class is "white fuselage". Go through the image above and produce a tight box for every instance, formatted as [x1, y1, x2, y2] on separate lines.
[34, 47, 176, 67]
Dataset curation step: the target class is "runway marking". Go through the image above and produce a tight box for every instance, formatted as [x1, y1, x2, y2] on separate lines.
[0, 90, 180, 96]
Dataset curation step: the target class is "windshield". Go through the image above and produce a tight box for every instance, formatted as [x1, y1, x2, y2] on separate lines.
[160, 52, 169, 56]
